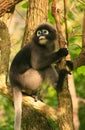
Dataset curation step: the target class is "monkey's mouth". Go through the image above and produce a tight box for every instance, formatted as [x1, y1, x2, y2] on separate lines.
[39, 36, 48, 44]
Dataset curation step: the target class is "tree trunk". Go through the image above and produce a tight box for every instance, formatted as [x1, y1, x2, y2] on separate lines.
[0, 20, 11, 75]
[52, 0, 74, 129]
[22, 0, 48, 45]
[57, 77, 74, 130]
[22, 104, 53, 130]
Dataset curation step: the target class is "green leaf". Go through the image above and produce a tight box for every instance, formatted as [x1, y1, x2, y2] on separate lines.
[49, 0, 52, 3]
[22, 2, 28, 8]
[69, 37, 76, 43]
[48, 10, 55, 24]
[69, 44, 81, 59]
[77, 66, 85, 76]
[68, 12, 75, 20]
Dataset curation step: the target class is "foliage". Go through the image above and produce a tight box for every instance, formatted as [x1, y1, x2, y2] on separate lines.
[0, 95, 14, 130]
[78, 102, 85, 130]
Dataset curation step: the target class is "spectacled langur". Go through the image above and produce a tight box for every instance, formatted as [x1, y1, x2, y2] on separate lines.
[9, 23, 73, 130]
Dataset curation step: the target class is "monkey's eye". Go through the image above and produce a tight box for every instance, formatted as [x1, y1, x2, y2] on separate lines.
[42, 29, 49, 35]
[37, 30, 42, 37]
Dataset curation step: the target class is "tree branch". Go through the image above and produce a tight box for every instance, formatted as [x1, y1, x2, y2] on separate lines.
[52, 0, 74, 130]
[52, 0, 66, 48]
[73, 10, 85, 69]
[63, 0, 69, 45]
[23, 96, 65, 123]
[0, 73, 65, 125]
[0, 0, 22, 17]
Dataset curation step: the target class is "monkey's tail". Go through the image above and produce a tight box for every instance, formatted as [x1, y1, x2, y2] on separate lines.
[13, 87, 22, 130]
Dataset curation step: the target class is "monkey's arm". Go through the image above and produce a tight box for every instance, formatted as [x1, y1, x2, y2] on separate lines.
[31, 48, 68, 70]
[10, 44, 31, 74]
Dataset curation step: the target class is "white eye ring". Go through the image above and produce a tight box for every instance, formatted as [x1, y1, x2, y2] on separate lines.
[37, 30, 41, 36]
[42, 29, 49, 35]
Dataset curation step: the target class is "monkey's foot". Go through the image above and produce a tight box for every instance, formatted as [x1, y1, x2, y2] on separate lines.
[32, 95, 39, 102]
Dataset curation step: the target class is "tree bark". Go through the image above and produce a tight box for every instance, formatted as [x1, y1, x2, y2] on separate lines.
[22, 104, 53, 130]
[68, 75, 79, 130]
[0, 20, 11, 75]
[57, 77, 74, 130]
[0, 0, 22, 17]
[22, 0, 48, 46]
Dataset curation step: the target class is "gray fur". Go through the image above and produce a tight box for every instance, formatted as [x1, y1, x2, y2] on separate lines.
[9, 23, 69, 130]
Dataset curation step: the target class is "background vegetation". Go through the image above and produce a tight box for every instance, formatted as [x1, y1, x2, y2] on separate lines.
[0, 0, 85, 129]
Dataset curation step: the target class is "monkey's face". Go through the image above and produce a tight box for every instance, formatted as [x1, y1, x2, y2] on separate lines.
[33, 24, 57, 46]
[36, 29, 49, 45]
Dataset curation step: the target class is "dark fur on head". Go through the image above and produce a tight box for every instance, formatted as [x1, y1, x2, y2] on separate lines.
[33, 23, 57, 43]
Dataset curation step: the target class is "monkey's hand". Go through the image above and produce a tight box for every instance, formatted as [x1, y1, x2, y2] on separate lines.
[57, 48, 68, 58]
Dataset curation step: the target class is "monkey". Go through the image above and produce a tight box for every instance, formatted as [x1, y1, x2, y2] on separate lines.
[9, 23, 73, 130]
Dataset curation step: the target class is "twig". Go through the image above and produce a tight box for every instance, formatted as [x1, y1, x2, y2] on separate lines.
[52, 0, 66, 48]
[73, 10, 85, 69]
[77, 0, 85, 5]
[82, 10, 85, 48]
[63, 0, 69, 45]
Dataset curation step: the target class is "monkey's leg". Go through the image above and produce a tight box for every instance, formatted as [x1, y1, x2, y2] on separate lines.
[13, 87, 22, 130]
[56, 61, 73, 91]
[66, 60, 73, 71]
[43, 66, 59, 88]
[19, 69, 43, 91]
[19, 69, 43, 101]
[57, 69, 70, 91]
